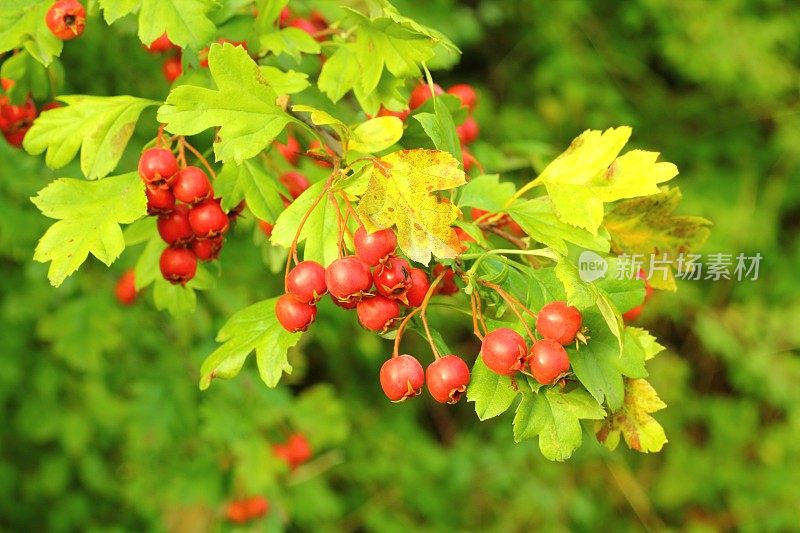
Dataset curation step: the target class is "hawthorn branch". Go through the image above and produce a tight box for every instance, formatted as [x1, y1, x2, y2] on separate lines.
[481, 224, 527, 249]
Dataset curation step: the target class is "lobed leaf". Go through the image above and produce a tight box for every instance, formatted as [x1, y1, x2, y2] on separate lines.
[596, 378, 667, 453]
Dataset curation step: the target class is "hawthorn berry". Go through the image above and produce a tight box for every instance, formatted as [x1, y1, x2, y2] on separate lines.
[405, 268, 430, 307]
[279, 171, 310, 199]
[272, 443, 294, 466]
[409, 81, 444, 110]
[40, 101, 62, 112]
[377, 106, 410, 121]
[330, 293, 358, 310]
[379, 354, 425, 401]
[159, 247, 197, 285]
[432, 264, 459, 295]
[145, 33, 174, 53]
[275, 134, 301, 166]
[286, 433, 312, 466]
[279, 7, 293, 27]
[275, 293, 316, 332]
[481, 328, 528, 375]
[457, 115, 479, 145]
[622, 272, 652, 322]
[225, 500, 249, 524]
[243, 496, 270, 519]
[290, 17, 320, 38]
[162, 55, 182, 82]
[286, 261, 327, 303]
[258, 219, 274, 237]
[354, 226, 397, 266]
[138, 148, 178, 186]
[446, 84, 477, 112]
[188, 199, 229, 238]
[536, 301, 583, 345]
[45, 0, 86, 41]
[426, 355, 470, 404]
[115, 269, 137, 306]
[172, 166, 212, 205]
[191, 236, 224, 261]
[622, 305, 643, 322]
[373, 256, 411, 301]
[145, 184, 175, 215]
[357, 295, 400, 332]
[529, 338, 571, 385]
[2, 127, 31, 148]
[462, 147, 477, 172]
[157, 204, 194, 246]
[325, 256, 372, 302]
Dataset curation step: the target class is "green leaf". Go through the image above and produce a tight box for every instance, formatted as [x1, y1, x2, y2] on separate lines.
[258, 67, 309, 95]
[554, 260, 597, 309]
[507, 197, 611, 256]
[102, 0, 218, 50]
[596, 378, 667, 453]
[199, 298, 302, 390]
[153, 277, 197, 316]
[31, 173, 146, 287]
[0, 1, 63, 66]
[214, 160, 285, 223]
[318, 45, 361, 104]
[23, 95, 158, 179]
[350, 117, 403, 154]
[97, 0, 139, 24]
[259, 27, 321, 62]
[457, 174, 516, 212]
[134, 234, 162, 291]
[0, 49, 56, 104]
[157, 43, 295, 164]
[513, 387, 605, 461]
[467, 357, 519, 420]
[568, 308, 625, 410]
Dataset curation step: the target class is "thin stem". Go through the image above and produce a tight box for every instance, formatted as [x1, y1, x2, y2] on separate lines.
[392, 307, 422, 358]
[465, 247, 559, 277]
[181, 138, 217, 179]
[479, 278, 538, 323]
[474, 290, 488, 333]
[482, 224, 527, 249]
[333, 192, 347, 258]
[176, 139, 187, 167]
[470, 293, 485, 341]
[392, 272, 446, 358]
[420, 272, 446, 359]
[503, 176, 543, 208]
[287, 107, 344, 158]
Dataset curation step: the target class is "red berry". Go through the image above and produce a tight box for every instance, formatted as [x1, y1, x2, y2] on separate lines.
[273, 443, 294, 466]
[275, 293, 316, 332]
[189, 199, 229, 238]
[481, 328, 528, 375]
[377, 106, 410, 121]
[409, 81, 444, 110]
[2, 128, 30, 148]
[279, 171, 310, 200]
[145, 184, 175, 215]
[432, 264, 458, 295]
[157, 204, 194, 245]
[286, 261, 327, 303]
[405, 268, 430, 307]
[162, 55, 182, 82]
[145, 32, 174, 53]
[191, 236, 224, 261]
[159, 247, 197, 285]
[356, 295, 400, 332]
[287, 433, 312, 466]
[258, 219, 274, 237]
[173, 166, 212, 205]
[225, 501, 249, 524]
[425, 355, 470, 404]
[456, 115, 479, 145]
[354, 226, 397, 266]
[115, 269, 137, 305]
[372, 256, 411, 301]
[243, 496, 269, 519]
[325, 256, 372, 302]
[622, 305, 643, 322]
[536, 301, 583, 345]
[330, 293, 358, 310]
[279, 7, 293, 27]
[138, 148, 178, 186]
[462, 147, 477, 172]
[45, 0, 86, 41]
[380, 355, 425, 402]
[446, 84, 477, 112]
[529, 339, 570, 385]
[275, 134, 301, 166]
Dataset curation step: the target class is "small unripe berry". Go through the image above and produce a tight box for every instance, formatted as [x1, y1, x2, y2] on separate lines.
[286, 261, 327, 303]
[275, 293, 316, 332]
[159, 247, 197, 284]
[380, 355, 425, 401]
[157, 204, 194, 245]
[529, 339, 571, 385]
[115, 269, 137, 305]
[325, 256, 372, 302]
[536, 301, 583, 345]
[372, 256, 411, 301]
[138, 148, 178, 186]
[405, 268, 430, 307]
[356, 295, 400, 332]
[172, 166, 212, 205]
[354, 226, 397, 266]
[45, 0, 86, 41]
[426, 355, 470, 404]
[481, 328, 528, 375]
[189, 198, 229, 238]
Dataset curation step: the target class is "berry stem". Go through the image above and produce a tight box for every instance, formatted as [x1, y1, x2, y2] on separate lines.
[477, 279, 538, 343]
[176, 138, 187, 167]
[391, 271, 446, 359]
[419, 271, 446, 360]
[469, 292, 485, 340]
[332, 192, 347, 258]
[180, 138, 217, 179]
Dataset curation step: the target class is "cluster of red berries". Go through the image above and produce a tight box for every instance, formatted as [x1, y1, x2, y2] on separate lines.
[622, 269, 654, 321]
[380, 353, 471, 404]
[0, 79, 37, 148]
[225, 496, 269, 525]
[138, 147, 229, 285]
[45, 0, 86, 41]
[482, 302, 583, 384]
[272, 432, 312, 470]
[276, 226, 432, 334]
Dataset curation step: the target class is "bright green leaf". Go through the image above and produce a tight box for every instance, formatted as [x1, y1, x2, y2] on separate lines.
[568, 309, 625, 410]
[467, 357, 519, 420]
[259, 27, 321, 62]
[214, 160, 285, 223]
[457, 174, 516, 212]
[0, 1, 63, 66]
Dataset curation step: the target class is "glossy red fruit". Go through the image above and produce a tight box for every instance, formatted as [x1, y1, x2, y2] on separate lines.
[145, 32, 174, 53]
[622, 305, 643, 322]
[529, 338, 571, 385]
[173, 166, 212, 205]
[275, 134, 301, 166]
[287, 433, 312, 466]
[191, 236, 224, 261]
[330, 293, 358, 310]
[308, 139, 334, 167]
[115, 269, 137, 305]
[380, 354, 425, 401]
[447, 84, 477, 112]
[45, 0, 86, 41]
[536, 301, 583, 345]
[157, 204, 194, 245]
[145, 184, 175, 215]
[409, 81, 444, 110]
[159, 247, 197, 284]
[258, 219, 274, 237]
[286, 261, 327, 303]
[425, 355, 470, 404]
[225, 501, 249, 524]
[377, 106, 410, 121]
[279, 171, 310, 199]
[276, 293, 316, 332]
[354, 226, 397, 266]
[432, 264, 458, 295]
[189, 199, 229, 238]
[372, 256, 411, 300]
[456, 115, 479, 145]
[0, 97, 37, 124]
[357, 295, 400, 332]
[405, 268, 430, 307]
[138, 148, 178, 186]
[162, 55, 182, 82]
[481, 328, 528, 375]
[243, 496, 270, 519]
[2, 128, 30, 148]
[325, 256, 372, 302]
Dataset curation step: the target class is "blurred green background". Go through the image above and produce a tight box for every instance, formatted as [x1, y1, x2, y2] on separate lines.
[2, 0, 800, 531]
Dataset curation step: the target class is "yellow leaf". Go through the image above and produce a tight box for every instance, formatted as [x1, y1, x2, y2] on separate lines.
[356, 149, 465, 265]
[596, 378, 667, 453]
[350, 116, 404, 154]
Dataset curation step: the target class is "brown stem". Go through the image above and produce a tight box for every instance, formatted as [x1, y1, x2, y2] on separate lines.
[392, 272, 446, 358]
[180, 138, 217, 179]
[480, 224, 527, 249]
[470, 292, 485, 341]
[478, 279, 538, 342]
